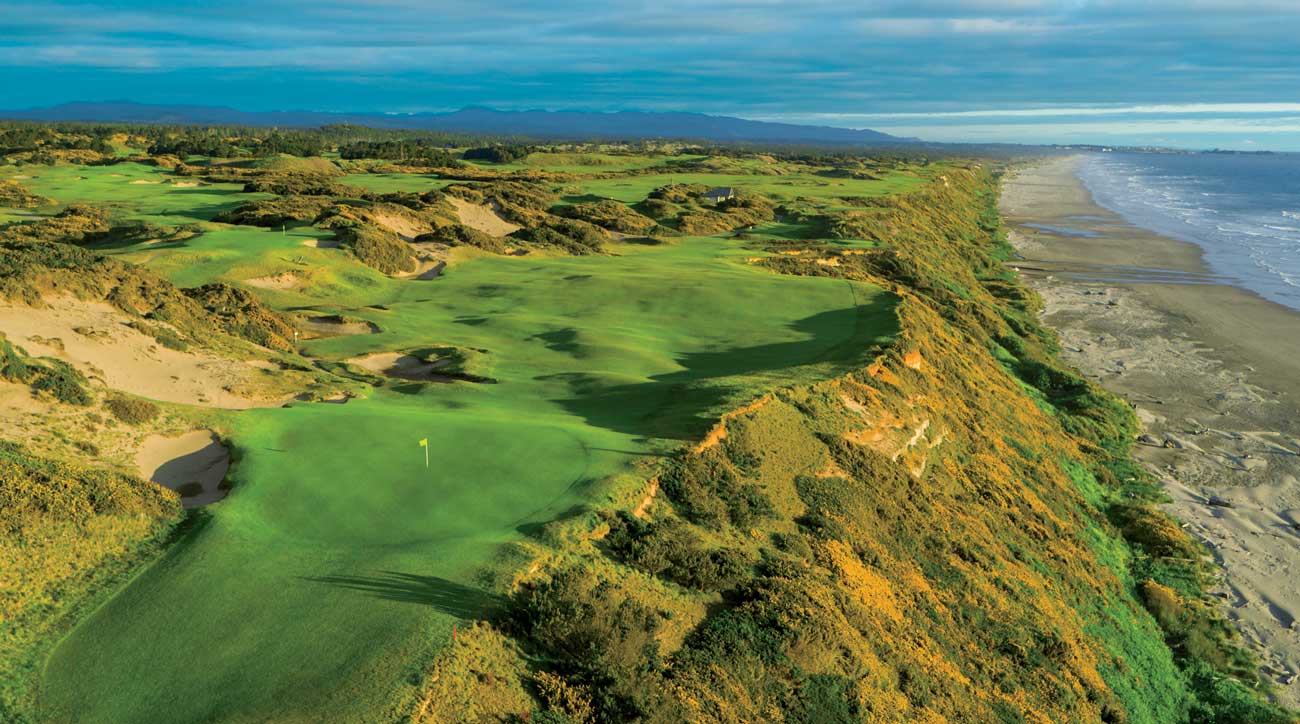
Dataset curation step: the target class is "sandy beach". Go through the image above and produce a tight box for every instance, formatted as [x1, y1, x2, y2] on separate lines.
[1002, 156, 1300, 706]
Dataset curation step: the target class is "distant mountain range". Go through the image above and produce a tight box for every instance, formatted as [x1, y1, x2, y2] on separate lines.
[0, 101, 911, 145]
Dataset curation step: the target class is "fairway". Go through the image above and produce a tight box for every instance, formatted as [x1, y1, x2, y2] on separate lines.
[34, 174, 900, 722]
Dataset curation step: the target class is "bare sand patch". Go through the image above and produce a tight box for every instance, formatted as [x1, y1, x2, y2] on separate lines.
[369, 211, 428, 242]
[298, 315, 379, 338]
[447, 197, 521, 237]
[244, 271, 303, 291]
[391, 241, 448, 281]
[348, 351, 449, 381]
[0, 297, 287, 409]
[137, 430, 230, 507]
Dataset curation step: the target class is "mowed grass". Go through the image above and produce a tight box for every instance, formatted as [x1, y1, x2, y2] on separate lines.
[8, 162, 258, 224]
[337, 173, 457, 195]
[25, 161, 903, 723]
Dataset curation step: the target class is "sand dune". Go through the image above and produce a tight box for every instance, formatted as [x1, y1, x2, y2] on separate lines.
[0, 297, 287, 409]
[447, 197, 521, 236]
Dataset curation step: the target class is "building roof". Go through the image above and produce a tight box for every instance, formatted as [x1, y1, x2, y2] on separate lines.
[703, 186, 734, 198]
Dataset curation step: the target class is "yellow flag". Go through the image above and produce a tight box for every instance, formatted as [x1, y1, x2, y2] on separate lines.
[418, 438, 428, 447]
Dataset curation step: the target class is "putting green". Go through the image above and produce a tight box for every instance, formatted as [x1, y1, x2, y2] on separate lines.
[32, 165, 901, 723]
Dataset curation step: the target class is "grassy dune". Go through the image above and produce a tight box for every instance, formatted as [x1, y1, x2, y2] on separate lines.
[15, 161, 899, 722]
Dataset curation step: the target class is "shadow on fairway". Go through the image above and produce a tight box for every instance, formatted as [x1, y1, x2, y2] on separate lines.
[305, 571, 505, 619]
[550, 297, 898, 441]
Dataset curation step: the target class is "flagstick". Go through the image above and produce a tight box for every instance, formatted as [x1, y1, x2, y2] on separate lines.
[425, 443, 429, 468]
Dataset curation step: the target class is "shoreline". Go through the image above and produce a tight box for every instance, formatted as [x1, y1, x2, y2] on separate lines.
[1002, 156, 1300, 707]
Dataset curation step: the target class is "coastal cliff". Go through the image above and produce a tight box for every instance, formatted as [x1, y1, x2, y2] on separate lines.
[422, 166, 1295, 723]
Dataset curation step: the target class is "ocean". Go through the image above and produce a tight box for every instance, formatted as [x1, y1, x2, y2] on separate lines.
[1077, 151, 1300, 312]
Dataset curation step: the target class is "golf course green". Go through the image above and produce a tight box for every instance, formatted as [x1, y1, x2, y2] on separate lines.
[28, 163, 900, 722]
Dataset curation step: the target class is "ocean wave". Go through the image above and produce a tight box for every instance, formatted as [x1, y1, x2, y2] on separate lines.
[1078, 152, 1300, 311]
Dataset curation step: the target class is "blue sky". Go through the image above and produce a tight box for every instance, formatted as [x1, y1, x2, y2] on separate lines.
[3, 1, 1300, 150]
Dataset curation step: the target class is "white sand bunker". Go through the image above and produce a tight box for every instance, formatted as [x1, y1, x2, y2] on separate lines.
[447, 197, 521, 237]
[0, 297, 287, 409]
[370, 210, 428, 242]
[137, 430, 230, 507]
[299, 315, 379, 338]
[128, 179, 161, 185]
[244, 271, 303, 291]
[301, 237, 340, 249]
[348, 352, 448, 381]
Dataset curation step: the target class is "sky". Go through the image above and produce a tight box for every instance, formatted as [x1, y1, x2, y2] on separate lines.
[3, 1, 1300, 150]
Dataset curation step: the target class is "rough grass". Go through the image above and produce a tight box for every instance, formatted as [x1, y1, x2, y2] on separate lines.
[0, 440, 180, 722]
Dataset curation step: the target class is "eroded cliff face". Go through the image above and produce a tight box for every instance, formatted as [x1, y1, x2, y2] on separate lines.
[418, 167, 1293, 724]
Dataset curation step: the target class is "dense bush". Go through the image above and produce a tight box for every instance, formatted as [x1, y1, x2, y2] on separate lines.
[330, 224, 415, 274]
[0, 340, 91, 406]
[553, 200, 660, 235]
[603, 512, 752, 591]
[182, 283, 297, 351]
[414, 223, 505, 253]
[339, 140, 459, 166]
[104, 396, 160, 425]
[462, 145, 534, 164]
[509, 218, 607, 255]
[213, 197, 333, 227]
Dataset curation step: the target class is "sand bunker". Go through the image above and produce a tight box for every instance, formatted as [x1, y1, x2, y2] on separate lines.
[244, 272, 303, 291]
[394, 258, 446, 281]
[447, 197, 521, 237]
[128, 179, 161, 185]
[348, 352, 448, 381]
[137, 430, 230, 507]
[299, 315, 379, 338]
[369, 211, 428, 242]
[171, 181, 203, 188]
[0, 297, 285, 409]
[301, 237, 340, 249]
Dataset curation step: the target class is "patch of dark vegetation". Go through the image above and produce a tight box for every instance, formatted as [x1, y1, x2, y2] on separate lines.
[213, 196, 334, 227]
[0, 439, 180, 719]
[241, 175, 352, 197]
[0, 338, 91, 406]
[339, 140, 460, 166]
[182, 283, 298, 352]
[415, 223, 506, 254]
[326, 223, 415, 274]
[0, 181, 53, 208]
[602, 511, 753, 592]
[104, 396, 160, 425]
[508, 217, 608, 255]
[462, 144, 535, 164]
[552, 200, 662, 235]
[636, 183, 776, 235]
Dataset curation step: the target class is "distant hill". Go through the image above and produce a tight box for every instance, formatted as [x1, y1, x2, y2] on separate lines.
[0, 101, 911, 145]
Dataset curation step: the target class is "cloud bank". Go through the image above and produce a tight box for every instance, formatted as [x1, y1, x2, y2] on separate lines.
[2, 1, 1299, 149]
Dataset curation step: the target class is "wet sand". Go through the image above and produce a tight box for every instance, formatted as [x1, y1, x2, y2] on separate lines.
[1002, 156, 1300, 706]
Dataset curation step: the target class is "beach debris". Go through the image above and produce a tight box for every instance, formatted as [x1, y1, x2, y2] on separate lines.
[1207, 495, 1235, 509]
